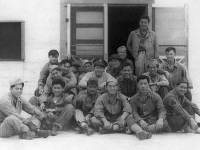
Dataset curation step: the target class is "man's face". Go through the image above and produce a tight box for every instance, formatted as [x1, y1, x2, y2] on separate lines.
[148, 64, 158, 76]
[51, 69, 62, 79]
[94, 66, 104, 77]
[61, 63, 71, 74]
[49, 55, 58, 64]
[87, 84, 98, 95]
[52, 84, 63, 96]
[176, 83, 187, 96]
[10, 84, 23, 98]
[122, 66, 133, 79]
[139, 19, 149, 30]
[166, 50, 175, 62]
[106, 81, 118, 95]
[84, 63, 92, 72]
[118, 49, 127, 59]
[137, 79, 149, 93]
[71, 66, 78, 73]
[111, 59, 121, 68]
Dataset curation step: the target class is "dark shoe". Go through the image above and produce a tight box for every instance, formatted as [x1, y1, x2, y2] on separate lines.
[19, 131, 35, 140]
[75, 127, 83, 134]
[37, 129, 50, 138]
[145, 132, 152, 139]
[99, 127, 113, 134]
[136, 131, 147, 140]
[84, 127, 95, 136]
[27, 122, 37, 132]
[51, 125, 59, 136]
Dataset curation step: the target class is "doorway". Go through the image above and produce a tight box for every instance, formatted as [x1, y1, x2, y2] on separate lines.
[108, 5, 148, 61]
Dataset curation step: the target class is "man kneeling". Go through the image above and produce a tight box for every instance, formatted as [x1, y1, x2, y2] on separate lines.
[91, 78, 132, 134]
[127, 75, 171, 140]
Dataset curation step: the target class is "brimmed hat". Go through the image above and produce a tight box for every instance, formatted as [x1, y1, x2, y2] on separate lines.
[87, 77, 98, 86]
[177, 77, 189, 86]
[71, 61, 81, 68]
[108, 54, 123, 62]
[49, 65, 60, 73]
[106, 77, 118, 86]
[83, 59, 92, 66]
[147, 59, 159, 67]
[9, 78, 24, 86]
[94, 59, 108, 68]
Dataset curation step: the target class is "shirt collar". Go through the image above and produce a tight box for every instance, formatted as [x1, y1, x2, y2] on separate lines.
[136, 28, 151, 37]
[122, 75, 134, 81]
[9, 92, 21, 105]
[136, 90, 152, 100]
[106, 92, 120, 104]
[166, 59, 178, 68]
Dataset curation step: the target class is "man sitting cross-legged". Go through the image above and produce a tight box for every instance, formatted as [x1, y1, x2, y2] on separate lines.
[73, 77, 101, 136]
[91, 77, 132, 134]
[127, 75, 171, 140]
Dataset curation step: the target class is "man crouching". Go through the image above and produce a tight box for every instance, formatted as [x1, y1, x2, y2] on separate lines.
[0, 78, 49, 140]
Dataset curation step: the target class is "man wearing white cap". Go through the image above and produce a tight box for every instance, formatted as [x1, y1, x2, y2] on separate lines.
[91, 77, 132, 134]
[78, 59, 93, 83]
[0, 78, 49, 140]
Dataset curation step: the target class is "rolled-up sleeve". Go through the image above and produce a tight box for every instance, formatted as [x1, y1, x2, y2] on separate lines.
[153, 94, 166, 119]
[120, 93, 132, 113]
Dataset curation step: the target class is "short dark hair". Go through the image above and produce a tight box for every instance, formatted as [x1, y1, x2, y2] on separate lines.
[139, 15, 150, 23]
[165, 47, 176, 54]
[48, 50, 59, 57]
[60, 59, 71, 66]
[52, 79, 65, 88]
[137, 75, 150, 83]
[121, 62, 133, 70]
[10, 83, 24, 89]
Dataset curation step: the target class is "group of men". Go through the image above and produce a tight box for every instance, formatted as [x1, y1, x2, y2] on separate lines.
[0, 46, 199, 141]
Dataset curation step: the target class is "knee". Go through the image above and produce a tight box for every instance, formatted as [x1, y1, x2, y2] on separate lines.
[4, 115, 21, 126]
[90, 117, 103, 127]
[65, 104, 75, 113]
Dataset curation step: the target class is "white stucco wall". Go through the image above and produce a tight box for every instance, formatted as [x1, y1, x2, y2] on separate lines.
[0, 0, 60, 100]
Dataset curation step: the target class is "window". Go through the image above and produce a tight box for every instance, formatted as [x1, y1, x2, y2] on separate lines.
[0, 22, 25, 60]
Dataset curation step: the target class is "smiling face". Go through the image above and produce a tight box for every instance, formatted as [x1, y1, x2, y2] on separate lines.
[10, 84, 23, 98]
[84, 63, 92, 72]
[118, 49, 127, 59]
[139, 19, 149, 30]
[51, 69, 62, 80]
[176, 83, 187, 96]
[94, 65, 104, 77]
[87, 84, 98, 95]
[148, 64, 158, 77]
[52, 84, 63, 97]
[122, 65, 132, 79]
[61, 63, 71, 74]
[106, 81, 118, 95]
[49, 55, 58, 64]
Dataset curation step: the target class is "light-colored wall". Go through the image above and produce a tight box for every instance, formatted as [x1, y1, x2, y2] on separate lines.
[0, 0, 60, 100]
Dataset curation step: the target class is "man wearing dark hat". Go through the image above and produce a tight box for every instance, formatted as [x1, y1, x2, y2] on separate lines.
[73, 77, 101, 136]
[91, 77, 132, 134]
[127, 75, 170, 140]
[143, 59, 169, 99]
[71, 61, 81, 80]
[163, 78, 200, 134]
[79, 59, 113, 93]
[106, 54, 123, 78]
[0, 78, 49, 140]
[78, 59, 93, 83]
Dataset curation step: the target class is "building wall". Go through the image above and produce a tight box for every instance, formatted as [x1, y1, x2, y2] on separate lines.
[0, 0, 60, 100]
